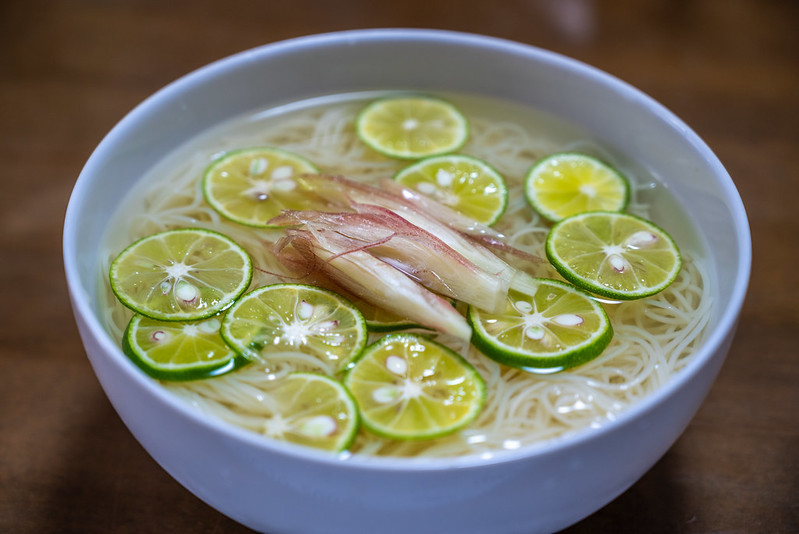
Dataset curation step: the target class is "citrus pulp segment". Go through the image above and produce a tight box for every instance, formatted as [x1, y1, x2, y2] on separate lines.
[525, 152, 629, 222]
[545, 211, 682, 300]
[260, 372, 359, 452]
[123, 314, 247, 381]
[394, 154, 508, 225]
[356, 96, 469, 160]
[109, 228, 252, 321]
[468, 277, 613, 372]
[202, 147, 320, 227]
[343, 333, 486, 440]
[220, 284, 368, 373]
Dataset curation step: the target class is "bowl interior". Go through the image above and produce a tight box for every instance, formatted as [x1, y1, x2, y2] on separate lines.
[64, 29, 750, 465]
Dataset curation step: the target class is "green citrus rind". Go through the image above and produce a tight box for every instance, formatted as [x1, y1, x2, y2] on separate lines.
[263, 372, 360, 453]
[220, 283, 368, 373]
[109, 228, 253, 321]
[343, 333, 486, 441]
[545, 211, 682, 300]
[343, 293, 427, 332]
[202, 146, 320, 228]
[122, 314, 249, 381]
[468, 277, 613, 372]
[356, 96, 469, 160]
[394, 154, 508, 225]
[525, 152, 630, 222]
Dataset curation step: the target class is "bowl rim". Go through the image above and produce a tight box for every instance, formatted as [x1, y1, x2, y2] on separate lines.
[63, 27, 752, 472]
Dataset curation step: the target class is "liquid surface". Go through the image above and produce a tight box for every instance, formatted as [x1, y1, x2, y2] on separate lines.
[100, 91, 712, 458]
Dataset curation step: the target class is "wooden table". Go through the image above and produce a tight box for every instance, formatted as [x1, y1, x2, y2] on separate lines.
[2, 1, 797, 532]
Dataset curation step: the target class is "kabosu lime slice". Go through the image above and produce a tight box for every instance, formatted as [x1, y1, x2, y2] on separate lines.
[220, 284, 367, 372]
[468, 277, 613, 372]
[342, 293, 426, 333]
[122, 314, 247, 381]
[202, 147, 320, 227]
[525, 152, 629, 222]
[109, 228, 252, 321]
[344, 334, 486, 440]
[261, 373, 359, 453]
[546, 211, 682, 300]
[356, 96, 469, 160]
[361, 306, 423, 333]
[394, 154, 508, 225]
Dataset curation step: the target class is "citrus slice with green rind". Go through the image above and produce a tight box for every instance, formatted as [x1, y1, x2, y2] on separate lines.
[343, 333, 486, 440]
[261, 372, 359, 452]
[356, 96, 469, 160]
[525, 152, 630, 222]
[220, 284, 367, 372]
[468, 277, 613, 372]
[342, 293, 425, 332]
[109, 228, 252, 321]
[203, 147, 320, 227]
[122, 314, 248, 380]
[394, 154, 508, 225]
[546, 211, 682, 300]
[361, 307, 422, 333]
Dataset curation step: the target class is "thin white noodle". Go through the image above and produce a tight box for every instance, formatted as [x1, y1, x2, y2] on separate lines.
[98, 95, 712, 458]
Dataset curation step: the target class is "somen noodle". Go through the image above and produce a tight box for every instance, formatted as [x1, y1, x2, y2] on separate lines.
[99, 92, 711, 458]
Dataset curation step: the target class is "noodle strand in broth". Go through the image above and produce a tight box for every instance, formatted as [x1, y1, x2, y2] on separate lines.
[100, 93, 711, 458]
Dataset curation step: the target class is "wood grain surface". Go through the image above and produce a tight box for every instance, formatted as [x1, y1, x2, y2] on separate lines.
[1, 1, 797, 532]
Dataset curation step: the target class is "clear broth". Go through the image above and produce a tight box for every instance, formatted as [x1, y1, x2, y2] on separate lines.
[100, 91, 711, 458]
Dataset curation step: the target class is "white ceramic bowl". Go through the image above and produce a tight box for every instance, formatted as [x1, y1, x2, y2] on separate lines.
[63, 29, 750, 534]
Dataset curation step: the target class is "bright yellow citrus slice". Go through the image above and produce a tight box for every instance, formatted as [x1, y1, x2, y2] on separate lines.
[220, 284, 367, 373]
[109, 228, 252, 321]
[202, 147, 320, 227]
[261, 372, 360, 452]
[394, 154, 507, 225]
[525, 152, 629, 222]
[344, 333, 486, 440]
[545, 211, 682, 300]
[468, 277, 613, 372]
[356, 96, 469, 160]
